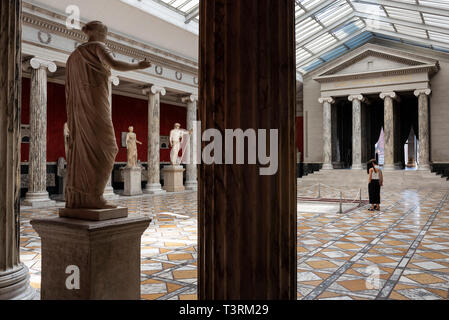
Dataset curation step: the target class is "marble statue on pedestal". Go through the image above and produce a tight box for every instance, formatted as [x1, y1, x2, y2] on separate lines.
[169, 123, 192, 166]
[64, 21, 151, 210]
[126, 126, 142, 168]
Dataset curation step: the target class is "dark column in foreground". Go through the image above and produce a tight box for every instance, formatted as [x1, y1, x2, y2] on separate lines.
[0, 0, 35, 300]
[199, 0, 297, 300]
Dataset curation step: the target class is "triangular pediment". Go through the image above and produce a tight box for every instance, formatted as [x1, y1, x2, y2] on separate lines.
[313, 44, 439, 82]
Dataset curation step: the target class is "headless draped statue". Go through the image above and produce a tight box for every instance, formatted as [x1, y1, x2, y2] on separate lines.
[65, 21, 151, 209]
[169, 123, 192, 166]
[126, 126, 142, 168]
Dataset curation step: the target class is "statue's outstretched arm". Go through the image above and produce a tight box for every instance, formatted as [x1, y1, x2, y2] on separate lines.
[97, 45, 151, 72]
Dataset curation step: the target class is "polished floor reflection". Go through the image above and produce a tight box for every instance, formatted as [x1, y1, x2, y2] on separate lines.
[20, 182, 449, 300]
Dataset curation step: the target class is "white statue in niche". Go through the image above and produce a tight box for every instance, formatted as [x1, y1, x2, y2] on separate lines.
[126, 126, 142, 168]
[169, 123, 192, 166]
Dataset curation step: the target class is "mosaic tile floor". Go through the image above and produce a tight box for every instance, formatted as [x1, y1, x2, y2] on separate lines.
[20, 183, 449, 300]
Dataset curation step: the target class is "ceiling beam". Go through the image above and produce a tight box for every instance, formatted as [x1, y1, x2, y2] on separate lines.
[296, 13, 356, 48]
[353, 0, 449, 18]
[366, 27, 449, 50]
[357, 11, 449, 35]
[297, 28, 368, 71]
[296, 0, 336, 25]
[185, 5, 199, 24]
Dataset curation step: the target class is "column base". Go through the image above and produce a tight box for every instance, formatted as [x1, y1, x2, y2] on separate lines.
[23, 192, 56, 208]
[351, 164, 363, 170]
[0, 264, 35, 300]
[418, 164, 431, 171]
[144, 183, 166, 195]
[383, 164, 397, 171]
[31, 215, 151, 300]
[103, 187, 120, 200]
[321, 163, 334, 170]
[185, 180, 198, 191]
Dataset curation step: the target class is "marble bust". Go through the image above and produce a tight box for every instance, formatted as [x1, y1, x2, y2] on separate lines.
[126, 126, 142, 168]
[65, 20, 151, 209]
[169, 123, 192, 166]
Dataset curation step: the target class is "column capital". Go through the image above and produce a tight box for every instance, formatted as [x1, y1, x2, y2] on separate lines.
[318, 97, 335, 104]
[26, 57, 57, 73]
[182, 95, 199, 104]
[109, 75, 120, 86]
[348, 94, 365, 102]
[143, 85, 166, 96]
[414, 89, 432, 97]
[379, 92, 398, 100]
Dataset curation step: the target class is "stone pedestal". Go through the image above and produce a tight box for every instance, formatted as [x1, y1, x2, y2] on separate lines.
[163, 166, 185, 192]
[31, 214, 151, 300]
[122, 167, 143, 196]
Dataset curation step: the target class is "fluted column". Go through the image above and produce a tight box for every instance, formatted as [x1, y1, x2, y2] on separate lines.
[199, 0, 296, 299]
[182, 95, 198, 190]
[414, 89, 431, 171]
[380, 92, 397, 171]
[23, 58, 56, 207]
[0, 0, 35, 300]
[103, 75, 120, 199]
[319, 97, 335, 170]
[144, 85, 166, 194]
[348, 95, 364, 170]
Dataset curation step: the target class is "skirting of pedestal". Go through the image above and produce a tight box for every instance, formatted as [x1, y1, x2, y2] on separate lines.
[59, 207, 128, 221]
[23, 192, 56, 208]
[0, 264, 35, 300]
[144, 183, 166, 194]
[185, 180, 198, 191]
[322, 164, 334, 170]
[31, 215, 151, 300]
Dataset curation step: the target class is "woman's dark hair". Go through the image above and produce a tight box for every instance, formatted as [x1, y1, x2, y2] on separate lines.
[367, 159, 377, 174]
[367, 161, 373, 174]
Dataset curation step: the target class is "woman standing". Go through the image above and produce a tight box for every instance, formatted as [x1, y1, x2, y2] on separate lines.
[367, 159, 383, 212]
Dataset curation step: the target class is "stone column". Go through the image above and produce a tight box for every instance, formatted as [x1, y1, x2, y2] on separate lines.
[143, 86, 166, 194]
[319, 97, 335, 170]
[348, 95, 364, 170]
[182, 95, 198, 190]
[407, 128, 416, 168]
[414, 89, 431, 170]
[199, 0, 296, 299]
[0, 0, 35, 300]
[23, 58, 56, 208]
[103, 75, 120, 199]
[380, 92, 397, 171]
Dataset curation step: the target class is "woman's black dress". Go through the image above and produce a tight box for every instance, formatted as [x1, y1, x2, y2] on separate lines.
[369, 179, 381, 204]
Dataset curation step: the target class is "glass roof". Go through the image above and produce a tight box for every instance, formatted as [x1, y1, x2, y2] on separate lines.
[128, 0, 449, 75]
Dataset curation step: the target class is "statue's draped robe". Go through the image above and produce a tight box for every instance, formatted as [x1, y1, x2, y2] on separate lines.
[65, 41, 118, 208]
[126, 132, 138, 168]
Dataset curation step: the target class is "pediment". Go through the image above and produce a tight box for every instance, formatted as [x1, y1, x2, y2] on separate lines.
[313, 45, 439, 82]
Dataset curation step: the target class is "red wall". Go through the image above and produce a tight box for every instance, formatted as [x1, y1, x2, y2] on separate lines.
[21, 79, 187, 163]
[296, 116, 304, 161]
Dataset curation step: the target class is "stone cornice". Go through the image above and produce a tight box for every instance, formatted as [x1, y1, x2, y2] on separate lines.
[21, 6, 198, 75]
[314, 64, 438, 83]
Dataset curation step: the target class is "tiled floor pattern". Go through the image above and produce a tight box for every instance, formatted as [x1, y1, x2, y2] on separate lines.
[20, 184, 449, 300]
